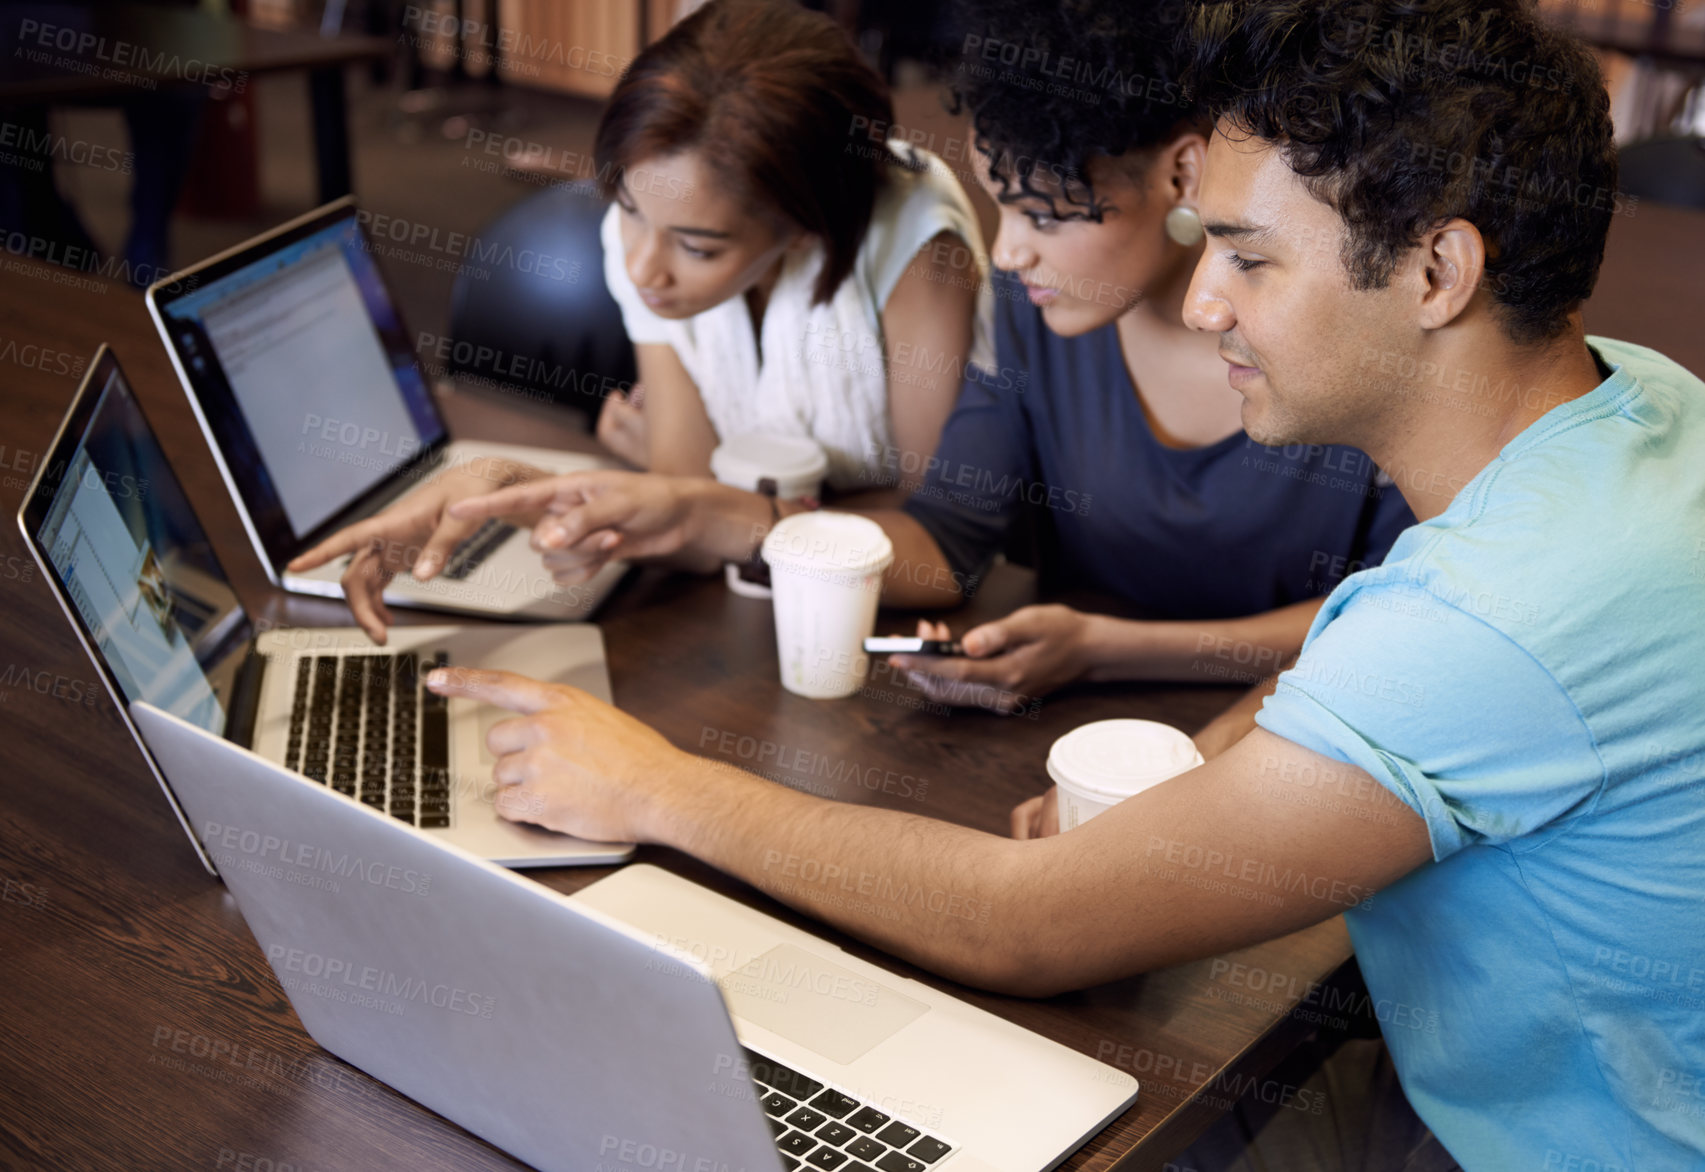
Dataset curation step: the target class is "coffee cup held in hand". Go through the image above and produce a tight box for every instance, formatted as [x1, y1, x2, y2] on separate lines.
[761, 512, 894, 699]
[1047, 720, 1204, 830]
[710, 433, 828, 599]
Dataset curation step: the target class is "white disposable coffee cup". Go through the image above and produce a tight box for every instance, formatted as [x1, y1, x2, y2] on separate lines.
[761, 512, 894, 699]
[711, 433, 830, 599]
[1047, 719, 1204, 831]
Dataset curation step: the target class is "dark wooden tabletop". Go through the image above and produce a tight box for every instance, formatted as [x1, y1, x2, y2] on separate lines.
[0, 5, 390, 101]
[1, 192, 1700, 1172]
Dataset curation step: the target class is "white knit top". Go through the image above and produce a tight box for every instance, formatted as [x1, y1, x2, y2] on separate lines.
[601, 144, 993, 490]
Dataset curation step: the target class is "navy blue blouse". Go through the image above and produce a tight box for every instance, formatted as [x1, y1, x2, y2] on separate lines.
[900, 273, 1415, 618]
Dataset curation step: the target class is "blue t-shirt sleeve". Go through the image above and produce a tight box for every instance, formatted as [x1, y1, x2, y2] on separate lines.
[1255, 588, 1603, 861]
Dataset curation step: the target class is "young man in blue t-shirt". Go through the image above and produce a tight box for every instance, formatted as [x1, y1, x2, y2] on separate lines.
[426, 0, 1703, 1164]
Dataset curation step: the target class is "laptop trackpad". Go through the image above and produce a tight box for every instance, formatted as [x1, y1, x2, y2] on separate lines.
[718, 943, 930, 1066]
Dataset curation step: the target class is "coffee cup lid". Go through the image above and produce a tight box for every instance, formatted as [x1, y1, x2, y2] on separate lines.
[711, 433, 829, 488]
[762, 511, 894, 576]
[1047, 719, 1202, 797]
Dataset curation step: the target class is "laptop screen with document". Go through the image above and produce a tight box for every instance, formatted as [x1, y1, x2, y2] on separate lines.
[149, 199, 450, 568]
[23, 351, 252, 738]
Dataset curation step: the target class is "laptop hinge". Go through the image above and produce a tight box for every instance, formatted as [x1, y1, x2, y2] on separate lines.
[223, 644, 268, 751]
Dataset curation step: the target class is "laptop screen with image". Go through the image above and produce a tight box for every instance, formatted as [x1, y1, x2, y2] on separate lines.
[30, 358, 251, 737]
[152, 206, 448, 561]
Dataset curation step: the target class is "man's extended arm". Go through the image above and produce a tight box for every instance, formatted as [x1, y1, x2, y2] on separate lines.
[435, 669, 1431, 998]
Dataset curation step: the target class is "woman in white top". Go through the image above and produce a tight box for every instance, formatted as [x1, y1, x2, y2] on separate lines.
[599, 140, 991, 491]
[592, 0, 991, 493]
[291, 0, 989, 639]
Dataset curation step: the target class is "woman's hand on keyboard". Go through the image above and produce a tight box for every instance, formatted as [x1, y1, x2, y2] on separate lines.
[287, 457, 548, 644]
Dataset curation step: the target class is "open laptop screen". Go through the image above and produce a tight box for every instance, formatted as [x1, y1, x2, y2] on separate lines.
[27, 353, 251, 737]
[151, 203, 448, 564]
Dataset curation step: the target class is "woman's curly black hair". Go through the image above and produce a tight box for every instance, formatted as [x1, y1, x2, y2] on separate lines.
[1185, 0, 1618, 345]
[945, 0, 1203, 220]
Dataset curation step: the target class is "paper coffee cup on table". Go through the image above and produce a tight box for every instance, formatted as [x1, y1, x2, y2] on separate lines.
[1047, 719, 1204, 831]
[761, 512, 894, 699]
[711, 433, 829, 599]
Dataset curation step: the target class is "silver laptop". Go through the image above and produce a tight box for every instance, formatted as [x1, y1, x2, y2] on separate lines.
[17, 346, 633, 872]
[132, 700, 1141, 1172]
[144, 195, 624, 620]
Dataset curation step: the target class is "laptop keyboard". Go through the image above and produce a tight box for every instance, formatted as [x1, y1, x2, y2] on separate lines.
[440, 519, 516, 581]
[284, 651, 452, 828]
[743, 1047, 956, 1171]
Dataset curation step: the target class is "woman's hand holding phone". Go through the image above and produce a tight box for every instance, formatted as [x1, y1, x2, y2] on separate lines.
[881, 607, 1098, 714]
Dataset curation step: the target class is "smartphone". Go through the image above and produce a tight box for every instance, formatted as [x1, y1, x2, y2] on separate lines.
[862, 636, 964, 656]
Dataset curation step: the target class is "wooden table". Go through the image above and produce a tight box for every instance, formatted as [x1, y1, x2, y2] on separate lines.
[1, 193, 1700, 1170]
[0, 5, 390, 202]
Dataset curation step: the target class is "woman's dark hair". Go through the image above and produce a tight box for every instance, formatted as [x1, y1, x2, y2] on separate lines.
[595, 0, 902, 306]
[946, 0, 1202, 220]
[1185, 0, 1618, 345]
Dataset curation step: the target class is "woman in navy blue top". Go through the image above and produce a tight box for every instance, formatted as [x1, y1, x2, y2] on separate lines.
[863, 2, 1413, 713]
[877, 262, 1411, 714]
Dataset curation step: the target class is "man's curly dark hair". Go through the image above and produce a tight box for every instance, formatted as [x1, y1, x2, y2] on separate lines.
[945, 0, 1203, 220]
[1184, 0, 1619, 345]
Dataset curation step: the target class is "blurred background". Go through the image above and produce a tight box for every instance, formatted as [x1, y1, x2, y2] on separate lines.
[4, 0, 1703, 417]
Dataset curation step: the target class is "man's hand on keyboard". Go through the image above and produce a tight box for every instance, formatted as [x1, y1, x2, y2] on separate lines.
[425, 666, 693, 843]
